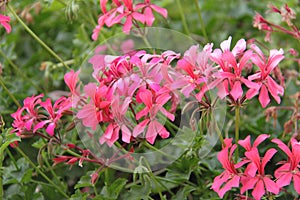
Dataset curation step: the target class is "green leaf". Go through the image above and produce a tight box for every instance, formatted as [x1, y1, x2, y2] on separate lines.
[74, 172, 93, 189]
[0, 128, 20, 154]
[121, 180, 151, 200]
[171, 186, 196, 200]
[100, 178, 127, 199]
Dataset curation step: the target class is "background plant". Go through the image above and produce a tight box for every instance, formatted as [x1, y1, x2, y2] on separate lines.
[0, 0, 300, 200]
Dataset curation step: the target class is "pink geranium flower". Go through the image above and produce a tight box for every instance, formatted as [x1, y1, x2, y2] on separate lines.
[34, 97, 71, 136]
[211, 138, 249, 198]
[246, 44, 284, 108]
[133, 88, 174, 144]
[64, 70, 80, 96]
[209, 37, 259, 101]
[0, 14, 11, 33]
[11, 94, 44, 136]
[241, 148, 279, 200]
[92, 0, 168, 39]
[77, 83, 113, 130]
[238, 134, 270, 152]
[272, 138, 300, 194]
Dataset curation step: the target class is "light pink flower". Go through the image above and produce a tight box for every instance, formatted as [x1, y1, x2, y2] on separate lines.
[133, 88, 174, 144]
[0, 14, 11, 33]
[246, 44, 284, 108]
[64, 70, 80, 96]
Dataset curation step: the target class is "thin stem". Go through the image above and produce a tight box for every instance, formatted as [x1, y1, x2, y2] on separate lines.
[8, 5, 70, 70]
[16, 147, 69, 199]
[235, 105, 240, 161]
[176, 0, 190, 35]
[142, 141, 176, 159]
[212, 114, 224, 146]
[0, 149, 3, 199]
[0, 76, 21, 107]
[6, 148, 19, 170]
[193, 0, 208, 42]
[0, 49, 43, 93]
[44, 155, 64, 188]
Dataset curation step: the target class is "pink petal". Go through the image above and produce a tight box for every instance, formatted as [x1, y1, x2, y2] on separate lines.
[46, 122, 56, 136]
[252, 179, 265, 200]
[246, 88, 259, 100]
[218, 175, 240, 198]
[253, 134, 269, 148]
[34, 120, 50, 132]
[232, 38, 246, 57]
[220, 36, 232, 52]
[123, 15, 133, 34]
[121, 125, 131, 143]
[261, 148, 277, 170]
[293, 173, 300, 194]
[263, 177, 279, 194]
[132, 12, 145, 24]
[276, 172, 292, 187]
[230, 81, 243, 101]
[150, 4, 168, 18]
[259, 84, 270, 108]
[272, 138, 293, 159]
[146, 120, 158, 144]
[238, 135, 251, 151]
[241, 177, 258, 194]
[133, 119, 149, 137]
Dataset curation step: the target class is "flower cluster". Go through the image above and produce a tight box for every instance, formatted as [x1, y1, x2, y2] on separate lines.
[92, 0, 167, 40]
[212, 135, 300, 200]
[11, 94, 71, 143]
[51, 36, 285, 147]
[254, 4, 300, 41]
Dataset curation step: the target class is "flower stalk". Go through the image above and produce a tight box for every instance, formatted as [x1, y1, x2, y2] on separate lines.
[7, 5, 70, 70]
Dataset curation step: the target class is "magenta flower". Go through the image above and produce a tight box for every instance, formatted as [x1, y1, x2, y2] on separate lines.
[211, 138, 249, 198]
[11, 94, 44, 136]
[34, 97, 71, 136]
[0, 14, 11, 33]
[241, 148, 279, 200]
[11, 108, 27, 136]
[246, 44, 284, 108]
[272, 138, 300, 194]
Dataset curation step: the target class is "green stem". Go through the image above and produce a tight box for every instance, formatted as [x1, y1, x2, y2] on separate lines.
[0, 50, 43, 93]
[192, 0, 208, 42]
[16, 147, 69, 199]
[8, 5, 70, 70]
[176, 0, 190, 35]
[44, 155, 63, 187]
[6, 148, 19, 170]
[0, 150, 3, 199]
[212, 114, 224, 146]
[142, 141, 175, 159]
[235, 106, 240, 161]
[0, 76, 21, 107]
